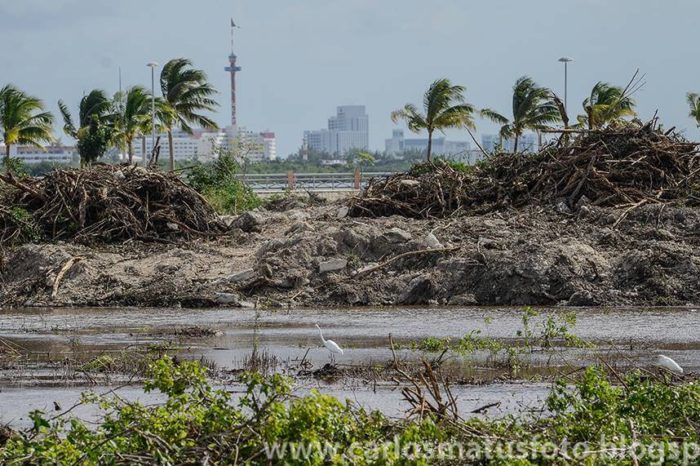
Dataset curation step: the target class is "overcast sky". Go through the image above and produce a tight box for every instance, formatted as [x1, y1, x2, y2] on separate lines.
[2, 0, 699, 157]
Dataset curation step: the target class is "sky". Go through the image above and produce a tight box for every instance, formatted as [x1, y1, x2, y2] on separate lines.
[2, 0, 700, 157]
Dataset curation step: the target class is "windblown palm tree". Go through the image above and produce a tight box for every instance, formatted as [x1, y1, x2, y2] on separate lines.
[113, 86, 152, 164]
[159, 58, 219, 171]
[0, 85, 54, 164]
[480, 76, 560, 153]
[687, 92, 700, 128]
[59, 89, 114, 165]
[391, 78, 475, 162]
[577, 82, 636, 129]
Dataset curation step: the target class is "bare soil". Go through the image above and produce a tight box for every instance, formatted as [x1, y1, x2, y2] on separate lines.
[1, 202, 699, 308]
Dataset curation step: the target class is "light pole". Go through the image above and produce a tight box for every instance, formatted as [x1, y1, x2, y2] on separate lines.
[558, 57, 573, 113]
[147, 62, 159, 167]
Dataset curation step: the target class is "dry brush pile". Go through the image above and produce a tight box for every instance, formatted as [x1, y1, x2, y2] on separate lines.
[0, 164, 227, 244]
[349, 121, 700, 218]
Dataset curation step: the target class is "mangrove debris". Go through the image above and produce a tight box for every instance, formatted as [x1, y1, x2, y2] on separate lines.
[349, 122, 700, 218]
[0, 164, 227, 244]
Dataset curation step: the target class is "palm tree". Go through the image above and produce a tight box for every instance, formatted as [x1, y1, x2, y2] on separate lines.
[59, 89, 115, 166]
[113, 86, 152, 164]
[480, 76, 560, 153]
[0, 85, 54, 164]
[687, 92, 700, 128]
[577, 82, 636, 129]
[159, 58, 219, 171]
[391, 78, 476, 162]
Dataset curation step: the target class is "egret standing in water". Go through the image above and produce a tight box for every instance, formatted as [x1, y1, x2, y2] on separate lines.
[655, 354, 684, 374]
[316, 324, 343, 363]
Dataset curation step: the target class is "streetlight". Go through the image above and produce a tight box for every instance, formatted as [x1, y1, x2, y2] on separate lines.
[146, 61, 159, 168]
[558, 57, 573, 112]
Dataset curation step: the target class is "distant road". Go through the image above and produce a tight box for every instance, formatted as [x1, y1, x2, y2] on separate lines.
[236, 171, 395, 193]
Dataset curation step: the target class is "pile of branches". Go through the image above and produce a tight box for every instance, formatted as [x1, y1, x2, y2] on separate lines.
[349, 121, 700, 218]
[348, 162, 473, 218]
[0, 164, 228, 244]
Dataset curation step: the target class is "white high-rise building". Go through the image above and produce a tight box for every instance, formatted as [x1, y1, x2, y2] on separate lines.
[304, 105, 369, 155]
[0, 143, 75, 164]
[136, 126, 276, 163]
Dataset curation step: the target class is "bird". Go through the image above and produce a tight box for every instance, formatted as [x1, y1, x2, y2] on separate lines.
[315, 324, 343, 362]
[655, 354, 684, 374]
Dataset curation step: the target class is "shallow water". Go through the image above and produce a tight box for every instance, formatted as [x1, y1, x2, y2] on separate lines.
[1, 305, 698, 426]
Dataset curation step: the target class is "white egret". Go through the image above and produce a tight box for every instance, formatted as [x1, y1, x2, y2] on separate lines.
[655, 355, 684, 374]
[316, 324, 343, 362]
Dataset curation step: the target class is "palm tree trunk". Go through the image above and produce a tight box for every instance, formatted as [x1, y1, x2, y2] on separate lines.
[513, 134, 519, 153]
[426, 130, 433, 162]
[141, 136, 146, 165]
[168, 130, 174, 172]
[4, 143, 10, 164]
[127, 139, 133, 164]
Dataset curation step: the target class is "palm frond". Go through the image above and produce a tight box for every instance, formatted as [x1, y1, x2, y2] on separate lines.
[480, 108, 509, 125]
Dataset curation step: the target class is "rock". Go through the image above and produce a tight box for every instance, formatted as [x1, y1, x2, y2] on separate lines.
[166, 222, 179, 231]
[225, 269, 256, 283]
[400, 179, 421, 188]
[567, 290, 596, 306]
[213, 292, 254, 307]
[336, 206, 349, 219]
[384, 227, 412, 243]
[556, 200, 572, 214]
[232, 211, 265, 233]
[219, 215, 236, 227]
[449, 294, 479, 306]
[319, 258, 348, 273]
[398, 276, 436, 305]
[425, 232, 443, 249]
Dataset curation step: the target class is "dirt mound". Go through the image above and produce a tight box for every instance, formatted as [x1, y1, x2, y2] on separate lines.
[0, 165, 227, 244]
[349, 122, 700, 218]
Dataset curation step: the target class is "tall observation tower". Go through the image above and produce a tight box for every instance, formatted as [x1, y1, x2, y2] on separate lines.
[225, 19, 242, 127]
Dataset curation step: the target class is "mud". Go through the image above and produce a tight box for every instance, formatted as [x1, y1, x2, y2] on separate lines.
[1, 203, 699, 308]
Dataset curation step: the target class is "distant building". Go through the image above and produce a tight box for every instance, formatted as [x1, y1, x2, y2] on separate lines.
[305, 105, 369, 155]
[0, 143, 75, 164]
[481, 133, 537, 153]
[385, 129, 471, 159]
[227, 126, 277, 162]
[137, 126, 276, 163]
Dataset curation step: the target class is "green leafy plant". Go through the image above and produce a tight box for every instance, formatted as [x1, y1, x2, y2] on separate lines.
[186, 146, 261, 214]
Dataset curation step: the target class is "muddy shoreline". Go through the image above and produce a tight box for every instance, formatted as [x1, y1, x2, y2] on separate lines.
[1, 202, 699, 308]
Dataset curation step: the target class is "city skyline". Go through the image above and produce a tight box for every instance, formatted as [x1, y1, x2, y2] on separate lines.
[3, 1, 700, 158]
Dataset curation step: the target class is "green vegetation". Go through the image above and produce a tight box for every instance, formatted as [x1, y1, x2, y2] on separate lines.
[0, 85, 54, 167]
[687, 92, 700, 128]
[59, 90, 114, 166]
[112, 86, 153, 164]
[158, 58, 219, 172]
[186, 146, 261, 214]
[1, 356, 697, 465]
[578, 81, 637, 129]
[480, 76, 560, 153]
[414, 309, 592, 377]
[391, 78, 476, 162]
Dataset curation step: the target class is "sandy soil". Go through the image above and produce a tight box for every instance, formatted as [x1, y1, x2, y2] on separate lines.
[1, 202, 699, 308]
